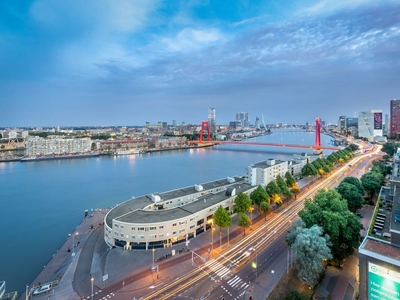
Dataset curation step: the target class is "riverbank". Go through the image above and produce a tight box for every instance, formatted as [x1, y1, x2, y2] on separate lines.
[20, 209, 108, 300]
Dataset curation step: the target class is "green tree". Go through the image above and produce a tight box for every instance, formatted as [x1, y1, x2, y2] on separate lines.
[342, 176, 364, 196]
[276, 175, 292, 199]
[284, 290, 309, 300]
[286, 219, 332, 286]
[336, 182, 363, 213]
[233, 192, 252, 214]
[361, 172, 384, 200]
[299, 189, 363, 267]
[250, 185, 270, 209]
[301, 163, 318, 177]
[213, 206, 232, 233]
[238, 212, 251, 236]
[259, 201, 270, 221]
[265, 181, 282, 205]
[284, 171, 296, 187]
[290, 183, 300, 198]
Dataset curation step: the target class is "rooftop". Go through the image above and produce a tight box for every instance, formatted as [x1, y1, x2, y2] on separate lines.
[105, 176, 247, 226]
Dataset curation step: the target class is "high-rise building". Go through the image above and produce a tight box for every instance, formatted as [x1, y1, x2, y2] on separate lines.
[236, 112, 250, 130]
[390, 99, 400, 138]
[346, 117, 358, 137]
[358, 110, 383, 141]
[255, 117, 260, 129]
[338, 116, 346, 133]
[208, 107, 217, 134]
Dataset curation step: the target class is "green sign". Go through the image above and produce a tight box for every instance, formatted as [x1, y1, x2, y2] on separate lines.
[368, 262, 400, 300]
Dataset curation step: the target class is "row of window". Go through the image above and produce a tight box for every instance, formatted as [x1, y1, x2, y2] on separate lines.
[113, 225, 197, 239]
[114, 216, 200, 230]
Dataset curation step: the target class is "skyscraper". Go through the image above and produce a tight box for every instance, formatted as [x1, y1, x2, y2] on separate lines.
[390, 99, 400, 138]
[338, 116, 346, 133]
[358, 110, 383, 141]
[208, 107, 217, 134]
[236, 112, 249, 130]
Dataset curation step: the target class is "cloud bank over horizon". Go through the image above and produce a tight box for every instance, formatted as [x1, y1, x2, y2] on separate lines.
[0, 0, 399, 126]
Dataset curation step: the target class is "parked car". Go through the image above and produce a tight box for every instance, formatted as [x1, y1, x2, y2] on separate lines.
[33, 284, 51, 296]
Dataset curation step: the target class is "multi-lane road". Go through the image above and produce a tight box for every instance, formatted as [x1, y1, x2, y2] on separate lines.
[140, 145, 382, 299]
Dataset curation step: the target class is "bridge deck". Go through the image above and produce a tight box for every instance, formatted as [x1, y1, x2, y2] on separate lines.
[189, 140, 340, 151]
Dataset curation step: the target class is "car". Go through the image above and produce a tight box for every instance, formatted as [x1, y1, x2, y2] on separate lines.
[33, 284, 51, 296]
[244, 247, 254, 257]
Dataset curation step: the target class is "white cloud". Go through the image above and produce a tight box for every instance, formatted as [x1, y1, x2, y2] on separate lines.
[161, 28, 223, 52]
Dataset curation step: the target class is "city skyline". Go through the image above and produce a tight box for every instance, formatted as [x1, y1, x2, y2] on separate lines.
[0, 0, 399, 127]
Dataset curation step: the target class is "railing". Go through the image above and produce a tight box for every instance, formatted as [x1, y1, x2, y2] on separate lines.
[1, 291, 17, 300]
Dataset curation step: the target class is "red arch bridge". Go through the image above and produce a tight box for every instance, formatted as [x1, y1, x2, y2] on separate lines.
[190, 118, 340, 151]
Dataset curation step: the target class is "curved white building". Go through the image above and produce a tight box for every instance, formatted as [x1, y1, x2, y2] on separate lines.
[104, 176, 256, 250]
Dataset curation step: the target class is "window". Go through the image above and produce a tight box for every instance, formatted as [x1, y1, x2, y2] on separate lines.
[149, 234, 156, 239]
[179, 221, 186, 225]
[114, 232, 118, 236]
[138, 235, 145, 240]
[179, 229, 185, 233]
[159, 226, 164, 230]
[172, 223, 177, 227]
[120, 233, 124, 237]
[114, 224, 119, 228]
[173, 231, 177, 235]
[138, 227, 145, 231]
[149, 227, 156, 231]
[190, 225, 195, 229]
[120, 225, 124, 229]
[131, 235, 135, 239]
[159, 233, 164, 238]
[131, 227, 135, 231]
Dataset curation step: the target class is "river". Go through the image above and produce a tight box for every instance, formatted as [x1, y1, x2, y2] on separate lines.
[0, 129, 334, 294]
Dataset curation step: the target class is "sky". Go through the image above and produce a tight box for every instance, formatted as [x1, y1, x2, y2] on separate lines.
[0, 0, 399, 127]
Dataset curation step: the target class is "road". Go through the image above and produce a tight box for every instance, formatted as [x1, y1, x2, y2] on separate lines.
[136, 146, 382, 299]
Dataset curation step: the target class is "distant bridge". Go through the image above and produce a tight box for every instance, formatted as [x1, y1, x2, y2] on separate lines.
[193, 118, 340, 151]
[190, 140, 340, 151]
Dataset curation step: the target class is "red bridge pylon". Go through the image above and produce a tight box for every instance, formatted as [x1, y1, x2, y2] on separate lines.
[315, 118, 321, 151]
[199, 121, 210, 143]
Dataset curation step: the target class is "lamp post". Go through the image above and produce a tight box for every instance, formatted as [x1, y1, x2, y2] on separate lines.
[152, 248, 155, 283]
[250, 206, 253, 230]
[208, 219, 214, 254]
[90, 277, 94, 300]
[69, 231, 78, 259]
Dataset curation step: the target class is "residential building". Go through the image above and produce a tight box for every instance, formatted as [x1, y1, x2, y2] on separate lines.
[245, 159, 288, 187]
[358, 148, 400, 299]
[25, 137, 92, 156]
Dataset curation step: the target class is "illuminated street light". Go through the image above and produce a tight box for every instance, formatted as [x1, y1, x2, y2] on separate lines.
[90, 277, 94, 300]
[69, 231, 79, 259]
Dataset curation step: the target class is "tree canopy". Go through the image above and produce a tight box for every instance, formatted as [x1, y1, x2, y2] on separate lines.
[233, 192, 252, 214]
[342, 176, 364, 196]
[238, 212, 251, 236]
[259, 201, 270, 221]
[265, 181, 282, 205]
[301, 163, 318, 177]
[276, 175, 292, 199]
[336, 182, 363, 213]
[360, 172, 384, 200]
[284, 171, 296, 187]
[286, 219, 332, 286]
[298, 189, 363, 266]
[213, 206, 232, 232]
[250, 185, 270, 208]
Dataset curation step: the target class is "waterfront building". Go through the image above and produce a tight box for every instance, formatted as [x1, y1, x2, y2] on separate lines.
[254, 117, 260, 130]
[245, 159, 288, 187]
[358, 148, 400, 299]
[104, 176, 255, 250]
[289, 153, 310, 178]
[390, 99, 400, 138]
[346, 117, 358, 137]
[208, 107, 217, 134]
[338, 116, 346, 133]
[236, 112, 250, 130]
[25, 137, 92, 156]
[358, 110, 383, 141]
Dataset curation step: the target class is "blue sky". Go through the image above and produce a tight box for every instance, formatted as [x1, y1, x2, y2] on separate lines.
[0, 0, 399, 127]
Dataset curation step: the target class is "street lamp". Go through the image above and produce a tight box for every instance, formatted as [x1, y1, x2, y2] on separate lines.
[207, 219, 214, 255]
[152, 248, 155, 283]
[69, 232, 78, 258]
[90, 277, 94, 300]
